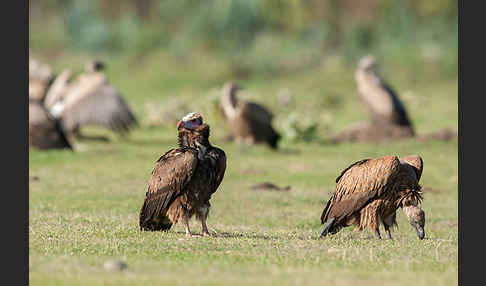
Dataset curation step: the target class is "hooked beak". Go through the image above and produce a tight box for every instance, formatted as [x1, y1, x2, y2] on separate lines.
[414, 224, 425, 240]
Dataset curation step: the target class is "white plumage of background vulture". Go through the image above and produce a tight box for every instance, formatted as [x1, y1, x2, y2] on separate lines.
[320, 155, 425, 240]
[219, 82, 280, 149]
[42, 59, 138, 139]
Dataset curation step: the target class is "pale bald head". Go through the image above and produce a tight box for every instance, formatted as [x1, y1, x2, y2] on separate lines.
[403, 205, 425, 240]
[85, 59, 105, 73]
[178, 112, 203, 130]
[358, 55, 377, 71]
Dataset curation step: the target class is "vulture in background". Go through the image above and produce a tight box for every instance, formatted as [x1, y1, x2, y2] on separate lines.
[320, 155, 425, 240]
[29, 57, 54, 101]
[355, 55, 414, 130]
[43, 59, 138, 140]
[331, 55, 414, 143]
[29, 99, 72, 150]
[331, 55, 456, 143]
[220, 82, 280, 149]
[139, 112, 226, 237]
[29, 57, 72, 150]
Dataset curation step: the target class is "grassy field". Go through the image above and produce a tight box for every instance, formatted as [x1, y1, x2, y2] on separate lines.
[29, 51, 458, 286]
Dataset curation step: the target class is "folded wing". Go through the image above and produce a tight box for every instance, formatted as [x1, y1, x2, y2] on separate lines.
[139, 148, 198, 230]
[321, 156, 401, 226]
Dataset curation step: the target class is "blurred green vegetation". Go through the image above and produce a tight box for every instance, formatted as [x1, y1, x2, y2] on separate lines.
[29, 0, 458, 78]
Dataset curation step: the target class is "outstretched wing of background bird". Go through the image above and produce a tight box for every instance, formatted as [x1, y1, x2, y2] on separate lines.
[320, 156, 401, 226]
[60, 82, 138, 135]
[139, 148, 199, 230]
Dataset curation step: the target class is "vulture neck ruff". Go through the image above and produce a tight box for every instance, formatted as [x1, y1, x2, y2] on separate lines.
[178, 124, 211, 150]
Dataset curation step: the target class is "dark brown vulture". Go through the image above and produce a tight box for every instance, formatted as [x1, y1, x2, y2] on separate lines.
[43, 60, 138, 139]
[29, 99, 72, 150]
[355, 55, 414, 131]
[320, 155, 425, 240]
[139, 112, 226, 236]
[220, 82, 280, 149]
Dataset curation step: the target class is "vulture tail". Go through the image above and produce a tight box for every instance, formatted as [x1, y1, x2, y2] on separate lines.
[320, 217, 336, 238]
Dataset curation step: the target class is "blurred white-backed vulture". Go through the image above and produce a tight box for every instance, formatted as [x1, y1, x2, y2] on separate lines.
[220, 82, 280, 149]
[43, 60, 138, 138]
[29, 57, 53, 101]
[355, 55, 414, 131]
[29, 98, 72, 150]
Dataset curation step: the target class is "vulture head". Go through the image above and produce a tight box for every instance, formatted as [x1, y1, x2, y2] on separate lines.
[357, 55, 377, 72]
[85, 59, 106, 73]
[399, 185, 425, 240]
[177, 112, 210, 150]
[403, 205, 426, 240]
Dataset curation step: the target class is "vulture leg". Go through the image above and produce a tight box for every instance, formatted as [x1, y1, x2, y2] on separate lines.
[374, 227, 382, 240]
[182, 215, 192, 237]
[197, 203, 211, 237]
[384, 226, 392, 240]
[383, 213, 396, 240]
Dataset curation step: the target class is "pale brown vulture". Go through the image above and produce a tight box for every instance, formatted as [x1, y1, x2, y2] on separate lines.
[355, 55, 414, 131]
[29, 99, 72, 150]
[29, 58, 72, 150]
[320, 155, 425, 240]
[43, 60, 138, 139]
[139, 112, 226, 236]
[29, 57, 53, 101]
[220, 82, 280, 149]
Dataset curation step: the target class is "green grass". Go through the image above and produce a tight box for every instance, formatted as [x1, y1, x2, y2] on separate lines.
[29, 51, 457, 286]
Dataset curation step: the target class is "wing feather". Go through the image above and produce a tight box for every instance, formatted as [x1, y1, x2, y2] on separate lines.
[321, 156, 401, 224]
[139, 148, 198, 230]
[210, 147, 227, 193]
[61, 84, 138, 134]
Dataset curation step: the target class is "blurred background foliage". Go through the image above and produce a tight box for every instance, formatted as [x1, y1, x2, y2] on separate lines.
[29, 0, 457, 77]
[29, 0, 457, 144]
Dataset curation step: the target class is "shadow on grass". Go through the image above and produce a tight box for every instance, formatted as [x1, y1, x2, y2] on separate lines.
[171, 230, 281, 240]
